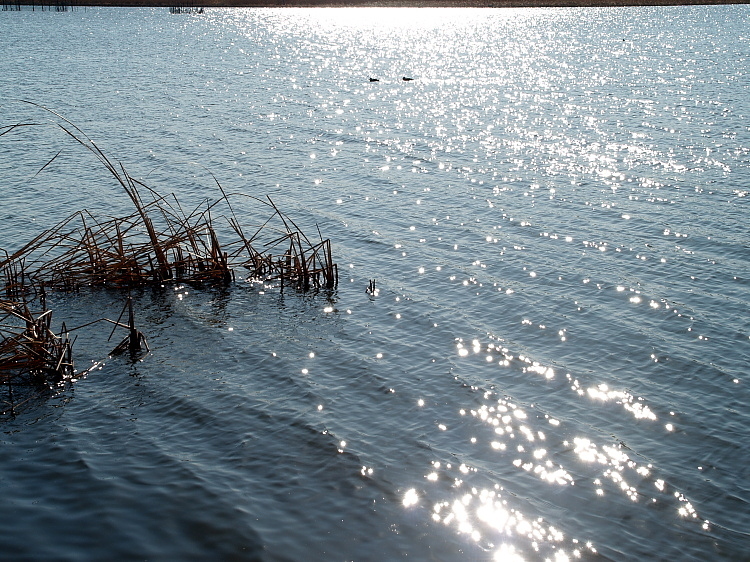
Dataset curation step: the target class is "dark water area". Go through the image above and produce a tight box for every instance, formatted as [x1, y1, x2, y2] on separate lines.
[1, 6, 749, 560]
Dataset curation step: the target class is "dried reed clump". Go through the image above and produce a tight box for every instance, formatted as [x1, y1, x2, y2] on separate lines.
[0, 193, 338, 292]
[0, 103, 338, 294]
[0, 298, 73, 415]
[0, 193, 339, 293]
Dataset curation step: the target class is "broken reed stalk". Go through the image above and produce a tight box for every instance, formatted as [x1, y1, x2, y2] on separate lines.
[107, 297, 149, 356]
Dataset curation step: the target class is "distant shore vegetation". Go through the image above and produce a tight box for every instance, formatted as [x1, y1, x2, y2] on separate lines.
[3, 0, 747, 9]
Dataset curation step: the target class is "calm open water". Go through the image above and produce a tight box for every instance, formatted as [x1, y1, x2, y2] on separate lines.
[1, 5, 749, 560]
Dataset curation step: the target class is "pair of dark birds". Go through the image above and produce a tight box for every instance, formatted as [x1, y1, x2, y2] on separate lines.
[369, 77, 414, 82]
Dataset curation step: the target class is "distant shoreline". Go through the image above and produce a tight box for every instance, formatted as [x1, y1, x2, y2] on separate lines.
[3, 0, 747, 7]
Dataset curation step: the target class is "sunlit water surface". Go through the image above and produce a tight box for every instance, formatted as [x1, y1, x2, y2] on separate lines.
[1, 6, 749, 560]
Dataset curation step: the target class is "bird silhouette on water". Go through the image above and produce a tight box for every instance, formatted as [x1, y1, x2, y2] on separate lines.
[402, 76, 414, 81]
[369, 77, 380, 82]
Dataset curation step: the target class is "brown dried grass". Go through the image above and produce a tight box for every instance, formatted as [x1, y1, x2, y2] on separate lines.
[1, 102, 338, 295]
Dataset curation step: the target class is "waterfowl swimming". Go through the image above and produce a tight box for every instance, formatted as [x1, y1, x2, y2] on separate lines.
[402, 76, 414, 81]
[369, 77, 380, 82]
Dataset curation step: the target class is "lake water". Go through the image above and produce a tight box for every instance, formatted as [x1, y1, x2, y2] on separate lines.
[1, 5, 749, 560]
